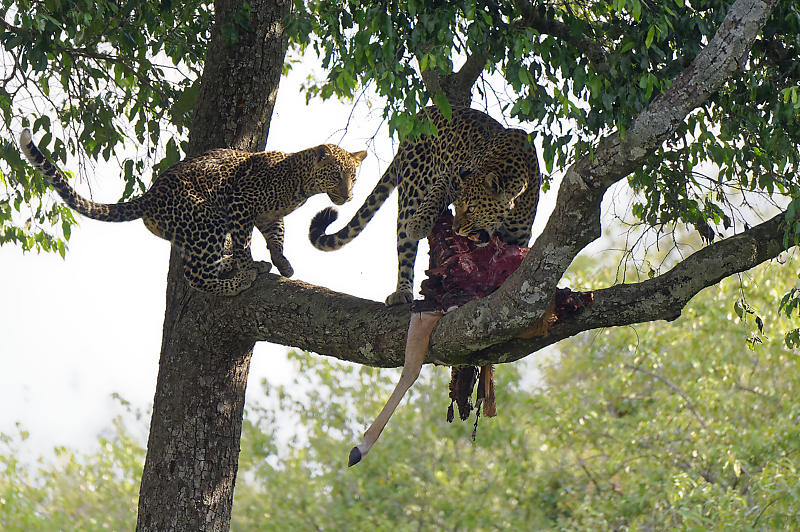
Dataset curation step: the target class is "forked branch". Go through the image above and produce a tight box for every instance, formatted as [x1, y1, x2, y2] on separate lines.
[228, 0, 782, 370]
[236, 206, 789, 367]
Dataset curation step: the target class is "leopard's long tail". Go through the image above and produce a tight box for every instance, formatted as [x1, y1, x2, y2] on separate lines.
[20, 129, 146, 222]
[309, 166, 395, 250]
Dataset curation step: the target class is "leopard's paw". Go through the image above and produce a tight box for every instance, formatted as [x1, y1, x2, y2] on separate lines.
[217, 255, 237, 277]
[385, 289, 413, 306]
[253, 261, 272, 274]
[273, 257, 294, 278]
[222, 269, 258, 296]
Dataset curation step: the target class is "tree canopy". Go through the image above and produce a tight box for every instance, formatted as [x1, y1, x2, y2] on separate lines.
[1, 0, 209, 252]
[290, 0, 799, 227]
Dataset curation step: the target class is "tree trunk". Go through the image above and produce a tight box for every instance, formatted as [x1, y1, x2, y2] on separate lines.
[136, 1, 290, 530]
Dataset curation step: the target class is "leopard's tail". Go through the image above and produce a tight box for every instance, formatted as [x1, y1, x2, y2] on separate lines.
[310, 167, 395, 250]
[20, 129, 146, 222]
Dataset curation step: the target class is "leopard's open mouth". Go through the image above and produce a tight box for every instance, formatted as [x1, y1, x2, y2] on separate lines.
[467, 229, 491, 246]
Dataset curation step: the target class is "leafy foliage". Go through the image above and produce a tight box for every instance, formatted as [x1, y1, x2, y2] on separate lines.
[0, 415, 144, 531]
[0, 0, 211, 252]
[5, 254, 800, 529]
[631, 1, 800, 241]
[288, 0, 799, 237]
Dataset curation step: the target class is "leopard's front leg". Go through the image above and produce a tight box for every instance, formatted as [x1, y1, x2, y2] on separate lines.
[256, 218, 293, 277]
[404, 177, 451, 242]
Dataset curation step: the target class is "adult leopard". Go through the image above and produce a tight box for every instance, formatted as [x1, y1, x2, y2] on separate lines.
[309, 106, 541, 305]
[20, 128, 366, 296]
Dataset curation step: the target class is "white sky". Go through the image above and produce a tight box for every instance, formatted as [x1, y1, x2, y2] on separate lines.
[0, 63, 561, 459]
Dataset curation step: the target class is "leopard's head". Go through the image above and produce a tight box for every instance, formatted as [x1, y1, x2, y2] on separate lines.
[312, 145, 367, 205]
[452, 130, 534, 245]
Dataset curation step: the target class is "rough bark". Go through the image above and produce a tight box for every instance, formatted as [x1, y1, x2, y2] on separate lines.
[136, 1, 290, 530]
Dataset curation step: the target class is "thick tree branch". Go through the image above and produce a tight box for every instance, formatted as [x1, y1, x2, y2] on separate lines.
[235, 281, 409, 367]
[419, 50, 487, 106]
[228, 208, 788, 368]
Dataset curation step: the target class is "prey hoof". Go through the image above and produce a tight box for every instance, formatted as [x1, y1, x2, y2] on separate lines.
[348, 446, 362, 467]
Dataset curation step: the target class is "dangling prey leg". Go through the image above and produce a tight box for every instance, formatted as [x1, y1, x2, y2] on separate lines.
[348, 310, 444, 466]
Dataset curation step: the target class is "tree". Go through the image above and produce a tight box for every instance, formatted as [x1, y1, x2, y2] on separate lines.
[1, 0, 798, 528]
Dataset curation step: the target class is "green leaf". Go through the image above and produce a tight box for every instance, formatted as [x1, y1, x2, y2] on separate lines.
[645, 26, 655, 49]
[629, 0, 642, 21]
[734, 299, 744, 319]
[170, 82, 200, 126]
[432, 92, 451, 121]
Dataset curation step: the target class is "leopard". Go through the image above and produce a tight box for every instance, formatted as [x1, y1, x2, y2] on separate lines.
[309, 106, 541, 305]
[20, 128, 366, 296]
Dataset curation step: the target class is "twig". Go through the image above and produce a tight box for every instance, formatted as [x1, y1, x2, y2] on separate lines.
[624, 363, 708, 430]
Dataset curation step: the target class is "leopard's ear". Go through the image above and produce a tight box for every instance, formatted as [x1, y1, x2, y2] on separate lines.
[484, 172, 506, 200]
[313, 145, 328, 163]
[350, 150, 367, 166]
[458, 167, 473, 179]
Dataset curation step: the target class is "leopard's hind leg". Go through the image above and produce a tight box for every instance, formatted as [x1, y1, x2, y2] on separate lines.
[180, 223, 263, 296]
[181, 247, 261, 296]
[226, 200, 272, 275]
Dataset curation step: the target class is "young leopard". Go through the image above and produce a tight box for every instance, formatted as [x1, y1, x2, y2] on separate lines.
[309, 106, 541, 305]
[20, 129, 366, 296]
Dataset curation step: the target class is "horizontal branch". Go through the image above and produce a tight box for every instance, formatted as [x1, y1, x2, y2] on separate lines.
[232, 277, 411, 367]
[227, 209, 787, 369]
